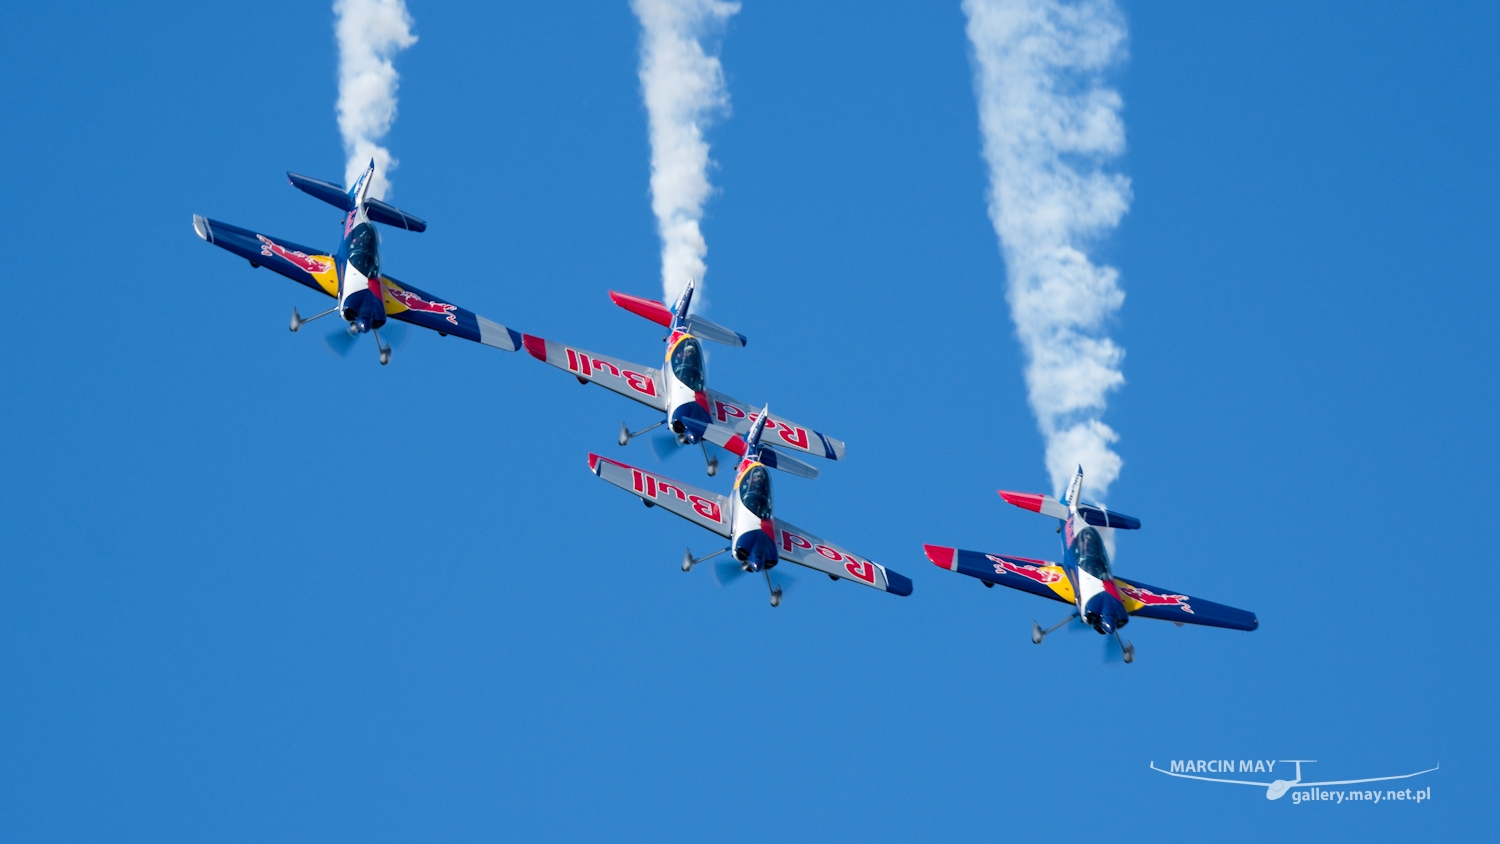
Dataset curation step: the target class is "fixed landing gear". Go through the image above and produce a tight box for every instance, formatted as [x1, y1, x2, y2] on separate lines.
[290, 305, 337, 332]
[681, 546, 726, 572]
[1031, 612, 1078, 644]
[618, 420, 663, 446]
[765, 570, 782, 607]
[1114, 631, 1135, 663]
[702, 442, 718, 476]
[373, 327, 392, 365]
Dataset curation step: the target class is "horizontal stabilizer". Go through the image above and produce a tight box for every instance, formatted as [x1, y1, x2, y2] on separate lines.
[998, 490, 1070, 519]
[287, 172, 355, 212]
[998, 490, 1140, 529]
[365, 198, 426, 232]
[1077, 504, 1140, 530]
[683, 315, 747, 347]
[756, 445, 818, 479]
[609, 291, 673, 326]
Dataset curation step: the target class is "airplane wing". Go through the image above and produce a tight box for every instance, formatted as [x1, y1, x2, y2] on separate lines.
[1112, 577, 1259, 631]
[193, 216, 521, 351]
[774, 518, 912, 595]
[193, 215, 338, 297]
[924, 545, 1258, 629]
[523, 335, 668, 412]
[924, 545, 1076, 604]
[379, 275, 521, 352]
[702, 388, 846, 460]
[588, 454, 731, 537]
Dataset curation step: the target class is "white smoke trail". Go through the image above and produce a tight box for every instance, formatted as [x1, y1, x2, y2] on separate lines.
[965, 0, 1131, 500]
[334, 0, 417, 200]
[631, 0, 740, 304]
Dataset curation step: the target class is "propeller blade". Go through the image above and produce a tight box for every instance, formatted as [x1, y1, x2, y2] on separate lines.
[650, 430, 685, 461]
[382, 321, 408, 350]
[324, 326, 359, 358]
[712, 560, 747, 588]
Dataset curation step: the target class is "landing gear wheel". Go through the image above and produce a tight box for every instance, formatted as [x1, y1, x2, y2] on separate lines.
[1031, 622, 1044, 644]
[379, 347, 392, 366]
[619, 423, 631, 447]
[682, 548, 695, 572]
[706, 456, 718, 476]
[290, 308, 303, 332]
[1122, 644, 1135, 664]
[770, 587, 782, 607]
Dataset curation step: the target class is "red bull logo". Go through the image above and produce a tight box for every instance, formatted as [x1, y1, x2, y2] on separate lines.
[384, 283, 459, 325]
[257, 235, 333, 275]
[987, 554, 1062, 584]
[1117, 582, 1194, 614]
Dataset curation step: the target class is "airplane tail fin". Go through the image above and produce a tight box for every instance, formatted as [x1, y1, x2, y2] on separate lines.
[1064, 466, 1085, 512]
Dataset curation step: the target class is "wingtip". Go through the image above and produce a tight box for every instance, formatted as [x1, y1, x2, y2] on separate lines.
[885, 569, 914, 596]
[923, 544, 957, 571]
[520, 333, 547, 361]
[998, 490, 1044, 512]
[192, 214, 211, 242]
[587, 453, 602, 473]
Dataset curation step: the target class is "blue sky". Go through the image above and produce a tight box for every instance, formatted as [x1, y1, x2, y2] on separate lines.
[2, 1, 1495, 840]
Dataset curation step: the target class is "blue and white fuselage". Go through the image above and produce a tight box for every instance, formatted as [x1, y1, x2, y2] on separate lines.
[334, 162, 386, 336]
[1056, 467, 1131, 635]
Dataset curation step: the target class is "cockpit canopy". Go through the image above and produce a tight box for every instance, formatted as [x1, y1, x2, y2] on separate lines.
[345, 222, 379, 279]
[669, 336, 706, 392]
[1071, 525, 1110, 580]
[738, 464, 772, 519]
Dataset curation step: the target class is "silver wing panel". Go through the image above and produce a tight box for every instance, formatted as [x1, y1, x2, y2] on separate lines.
[589, 454, 733, 538]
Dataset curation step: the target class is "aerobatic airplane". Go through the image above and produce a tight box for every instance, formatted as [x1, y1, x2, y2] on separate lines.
[923, 466, 1256, 662]
[192, 160, 521, 364]
[522, 278, 843, 478]
[589, 406, 912, 606]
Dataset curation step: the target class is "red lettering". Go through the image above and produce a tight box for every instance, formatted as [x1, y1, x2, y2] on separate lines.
[781, 531, 812, 553]
[689, 495, 722, 522]
[715, 401, 744, 423]
[656, 481, 687, 501]
[589, 357, 620, 377]
[778, 425, 810, 450]
[566, 348, 580, 373]
[645, 475, 657, 498]
[844, 561, 877, 583]
[632, 469, 645, 493]
[623, 371, 657, 396]
[815, 544, 843, 561]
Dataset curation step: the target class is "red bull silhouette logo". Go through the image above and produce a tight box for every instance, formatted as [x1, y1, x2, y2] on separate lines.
[257, 235, 333, 275]
[987, 554, 1062, 584]
[384, 283, 459, 325]
[1117, 582, 1194, 614]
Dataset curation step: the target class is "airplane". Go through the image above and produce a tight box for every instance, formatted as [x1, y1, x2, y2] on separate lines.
[521, 278, 843, 478]
[192, 160, 522, 364]
[923, 466, 1257, 662]
[588, 405, 912, 606]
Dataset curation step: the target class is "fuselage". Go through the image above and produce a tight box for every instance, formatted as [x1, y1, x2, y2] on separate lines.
[663, 329, 713, 443]
[728, 456, 777, 572]
[1060, 515, 1129, 634]
[335, 169, 386, 333]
